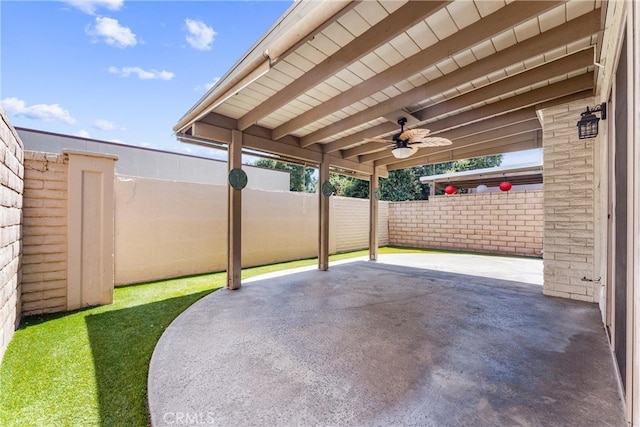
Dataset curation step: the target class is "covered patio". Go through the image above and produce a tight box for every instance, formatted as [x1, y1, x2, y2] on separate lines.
[169, 0, 640, 423]
[148, 253, 624, 426]
[174, 0, 604, 288]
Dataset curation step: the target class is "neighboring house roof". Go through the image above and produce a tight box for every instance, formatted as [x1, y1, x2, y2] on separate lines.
[16, 127, 290, 191]
[419, 161, 543, 190]
[175, 0, 609, 177]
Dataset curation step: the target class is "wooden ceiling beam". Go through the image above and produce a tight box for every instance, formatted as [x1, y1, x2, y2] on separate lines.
[237, 1, 450, 131]
[414, 72, 593, 128]
[358, 72, 593, 164]
[385, 132, 541, 171]
[342, 142, 388, 160]
[192, 122, 323, 164]
[341, 110, 539, 159]
[429, 108, 538, 139]
[322, 122, 398, 154]
[375, 119, 541, 167]
[296, 10, 600, 146]
[418, 48, 593, 121]
[327, 154, 375, 177]
[190, 121, 378, 177]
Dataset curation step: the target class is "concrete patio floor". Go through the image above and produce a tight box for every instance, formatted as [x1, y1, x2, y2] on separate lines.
[148, 254, 625, 426]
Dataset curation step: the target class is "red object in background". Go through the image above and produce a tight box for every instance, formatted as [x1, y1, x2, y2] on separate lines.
[499, 181, 512, 192]
[445, 185, 456, 195]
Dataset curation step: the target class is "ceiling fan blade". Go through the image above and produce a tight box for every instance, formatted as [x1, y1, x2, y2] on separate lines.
[364, 137, 392, 144]
[410, 137, 453, 148]
[399, 128, 430, 142]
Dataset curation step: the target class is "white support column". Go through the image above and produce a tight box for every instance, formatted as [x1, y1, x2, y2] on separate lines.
[227, 130, 242, 290]
[318, 154, 330, 271]
[369, 167, 380, 261]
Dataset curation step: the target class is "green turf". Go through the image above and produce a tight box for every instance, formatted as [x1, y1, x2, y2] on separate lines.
[0, 247, 445, 426]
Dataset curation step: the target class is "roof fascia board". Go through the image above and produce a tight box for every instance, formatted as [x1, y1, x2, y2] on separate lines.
[174, 1, 352, 133]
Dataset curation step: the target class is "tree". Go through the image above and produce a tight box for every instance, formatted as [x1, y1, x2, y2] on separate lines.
[380, 169, 422, 201]
[254, 159, 316, 192]
[329, 173, 369, 199]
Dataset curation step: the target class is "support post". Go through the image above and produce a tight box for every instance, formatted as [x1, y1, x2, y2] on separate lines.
[227, 130, 242, 289]
[369, 167, 380, 261]
[318, 154, 330, 271]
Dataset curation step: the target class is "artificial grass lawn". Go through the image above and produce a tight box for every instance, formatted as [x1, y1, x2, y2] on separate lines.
[0, 247, 445, 426]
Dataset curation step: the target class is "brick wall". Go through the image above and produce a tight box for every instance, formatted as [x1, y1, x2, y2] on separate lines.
[542, 98, 597, 302]
[21, 151, 68, 315]
[1, 110, 23, 362]
[333, 196, 389, 253]
[389, 190, 543, 257]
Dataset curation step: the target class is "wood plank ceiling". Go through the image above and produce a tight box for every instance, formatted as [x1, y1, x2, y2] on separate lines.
[174, 0, 604, 179]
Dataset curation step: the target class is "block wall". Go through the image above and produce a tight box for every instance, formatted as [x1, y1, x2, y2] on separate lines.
[0, 110, 23, 362]
[389, 190, 543, 257]
[541, 98, 597, 302]
[114, 176, 390, 285]
[333, 196, 389, 253]
[21, 151, 68, 314]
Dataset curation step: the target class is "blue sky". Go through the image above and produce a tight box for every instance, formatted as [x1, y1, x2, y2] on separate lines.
[1, 0, 292, 158]
[1, 0, 539, 166]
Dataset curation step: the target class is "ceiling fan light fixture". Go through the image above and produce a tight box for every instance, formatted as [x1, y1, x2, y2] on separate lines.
[391, 146, 414, 159]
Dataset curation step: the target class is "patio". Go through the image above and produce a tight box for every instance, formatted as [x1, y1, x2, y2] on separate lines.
[148, 254, 624, 426]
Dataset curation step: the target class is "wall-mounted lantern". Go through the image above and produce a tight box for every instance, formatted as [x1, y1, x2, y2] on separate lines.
[577, 103, 607, 139]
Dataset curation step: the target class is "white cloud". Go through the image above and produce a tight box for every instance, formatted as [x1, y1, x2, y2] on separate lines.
[63, 0, 124, 15]
[195, 76, 220, 92]
[1, 97, 76, 124]
[205, 77, 220, 90]
[93, 118, 124, 131]
[75, 129, 91, 138]
[185, 18, 216, 51]
[109, 66, 174, 80]
[86, 17, 137, 48]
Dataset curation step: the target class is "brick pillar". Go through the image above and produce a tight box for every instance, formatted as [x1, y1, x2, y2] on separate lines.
[541, 97, 598, 302]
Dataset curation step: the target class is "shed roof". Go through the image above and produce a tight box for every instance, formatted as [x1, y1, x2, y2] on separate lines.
[175, 0, 605, 178]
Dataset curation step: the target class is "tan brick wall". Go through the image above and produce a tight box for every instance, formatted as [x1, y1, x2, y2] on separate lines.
[541, 98, 598, 302]
[333, 196, 389, 253]
[1, 110, 23, 362]
[21, 151, 68, 315]
[388, 190, 543, 257]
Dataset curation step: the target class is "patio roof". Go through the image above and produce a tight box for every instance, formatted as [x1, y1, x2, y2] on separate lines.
[174, 0, 604, 178]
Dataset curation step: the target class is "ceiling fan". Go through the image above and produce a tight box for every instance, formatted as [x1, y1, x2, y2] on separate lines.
[366, 117, 452, 159]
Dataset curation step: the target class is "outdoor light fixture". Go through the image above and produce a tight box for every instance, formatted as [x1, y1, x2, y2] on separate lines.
[577, 103, 607, 139]
[391, 146, 414, 159]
